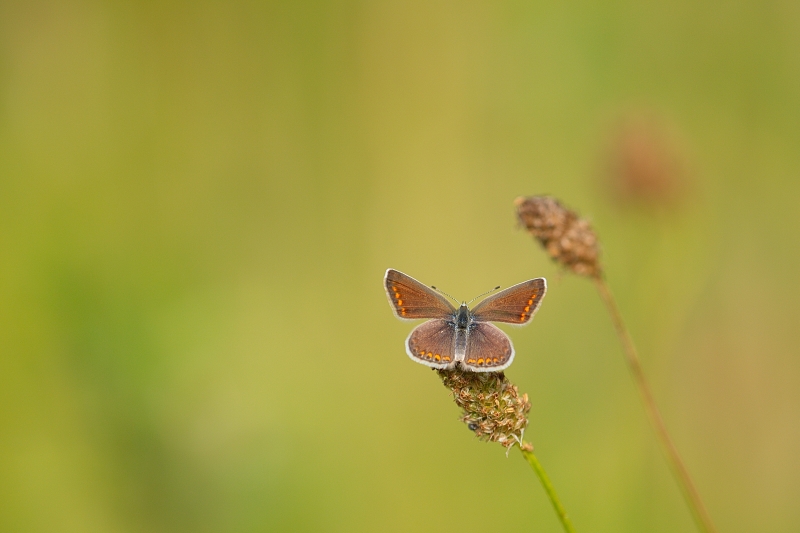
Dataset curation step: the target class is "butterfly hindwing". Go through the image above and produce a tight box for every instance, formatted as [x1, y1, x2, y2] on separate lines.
[470, 278, 546, 325]
[461, 322, 514, 372]
[384, 269, 456, 320]
[406, 319, 457, 369]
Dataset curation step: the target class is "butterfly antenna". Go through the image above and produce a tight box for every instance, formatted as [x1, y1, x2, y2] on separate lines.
[430, 286, 460, 305]
[467, 285, 501, 305]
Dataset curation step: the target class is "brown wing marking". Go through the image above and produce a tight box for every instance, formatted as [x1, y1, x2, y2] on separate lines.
[384, 269, 456, 320]
[470, 278, 546, 325]
[461, 322, 514, 372]
[406, 319, 457, 369]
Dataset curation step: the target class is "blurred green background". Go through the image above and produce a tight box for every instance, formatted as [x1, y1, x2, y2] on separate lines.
[2, 1, 799, 532]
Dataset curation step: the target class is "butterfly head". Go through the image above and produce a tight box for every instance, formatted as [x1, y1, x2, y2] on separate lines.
[456, 303, 471, 329]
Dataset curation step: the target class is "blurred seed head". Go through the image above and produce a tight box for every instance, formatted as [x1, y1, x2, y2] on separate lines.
[437, 368, 530, 451]
[514, 196, 602, 278]
[601, 112, 688, 209]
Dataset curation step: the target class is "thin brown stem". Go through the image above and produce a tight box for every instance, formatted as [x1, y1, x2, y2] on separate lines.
[593, 276, 718, 533]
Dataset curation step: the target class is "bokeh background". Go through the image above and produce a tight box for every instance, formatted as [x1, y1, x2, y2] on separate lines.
[2, 1, 799, 532]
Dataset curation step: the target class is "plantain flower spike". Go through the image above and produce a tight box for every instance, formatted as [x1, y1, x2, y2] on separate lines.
[437, 368, 531, 453]
[514, 196, 602, 278]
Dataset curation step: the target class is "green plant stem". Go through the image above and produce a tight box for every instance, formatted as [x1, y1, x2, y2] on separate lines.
[593, 276, 718, 533]
[520, 445, 577, 533]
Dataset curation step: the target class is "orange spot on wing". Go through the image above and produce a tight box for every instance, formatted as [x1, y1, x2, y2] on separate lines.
[443, 356, 451, 362]
[477, 358, 484, 365]
[493, 357, 499, 364]
[527, 298, 534, 305]
[434, 354, 441, 361]
[467, 358, 476, 364]
[524, 305, 530, 312]
[401, 309, 407, 316]
[397, 299, 403, 306]
[394, 292, 401, 298]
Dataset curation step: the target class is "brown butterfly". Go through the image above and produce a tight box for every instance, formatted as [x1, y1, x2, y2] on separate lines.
[384, 269, 546, 372]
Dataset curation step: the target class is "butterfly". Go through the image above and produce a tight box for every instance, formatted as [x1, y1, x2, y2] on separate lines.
[384, 269, 546, 372]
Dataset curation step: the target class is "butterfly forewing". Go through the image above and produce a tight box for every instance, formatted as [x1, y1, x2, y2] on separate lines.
[461, 323, 514, 371]
[406, 319, 458, 369]
[384, 269, 456, 320]
[470, 278, 546, 325]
